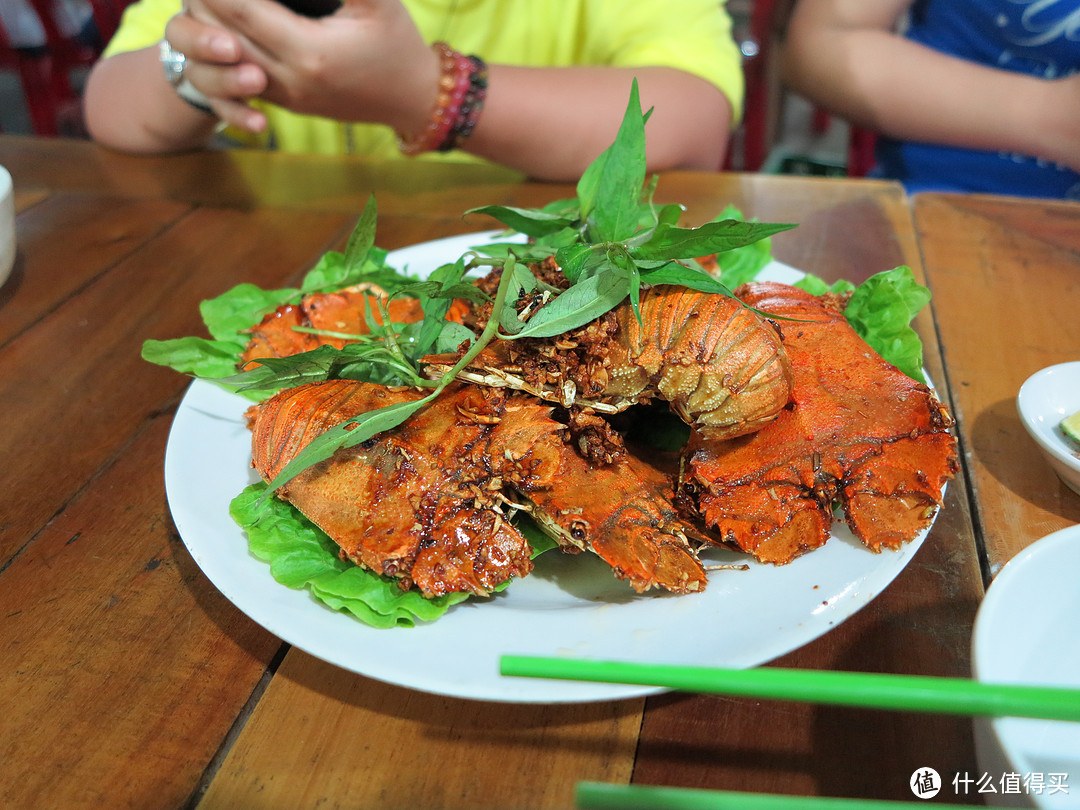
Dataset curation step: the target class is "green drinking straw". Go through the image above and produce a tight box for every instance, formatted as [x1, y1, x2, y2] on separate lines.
[575, 783, 975, 810]
[499, 656, 1080, 721]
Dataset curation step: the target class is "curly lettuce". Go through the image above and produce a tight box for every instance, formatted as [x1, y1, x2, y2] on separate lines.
[796, 265, 931, 382]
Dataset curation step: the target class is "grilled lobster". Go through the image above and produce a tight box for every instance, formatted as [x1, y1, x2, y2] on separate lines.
[248, 380, 708, 597]
[425, 283, 794, 441]
[679, 282, 959, 564]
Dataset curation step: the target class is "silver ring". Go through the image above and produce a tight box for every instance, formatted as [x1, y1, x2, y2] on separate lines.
[159, 39, 187, 88]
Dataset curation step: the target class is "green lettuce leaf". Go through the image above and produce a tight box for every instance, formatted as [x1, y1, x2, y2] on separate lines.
[230, 482, 471, 627]
[796, 266, 930, 382]
[230, 482, 555, 628]
[842, 266, 931, 383]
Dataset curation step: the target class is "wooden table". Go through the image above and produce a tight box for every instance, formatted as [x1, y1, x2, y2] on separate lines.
[1, 135, 1076, 810]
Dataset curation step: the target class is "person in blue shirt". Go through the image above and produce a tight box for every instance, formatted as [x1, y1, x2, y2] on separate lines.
[781, 0, 1080, 199]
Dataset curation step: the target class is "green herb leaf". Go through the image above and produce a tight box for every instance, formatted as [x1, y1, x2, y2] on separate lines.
[299, 249, 406, 294]
[141, 336, 243, 379]
[466, 205, 577, 238]
[709, 205, 779, 288]
[263, 393, 436, 495]
[637, 261, 735, 296]
[217, 345, 351, 392]
[577, 79, 647, 242]
[341, 195, 377, 277]
[395, 278, 491, 306]
[507, 266, 628, 339]
[433, 321, 477, 353]
[554, 243, 594, 284]
[609, 247, 642, 326]
[630, 219, 796, 262]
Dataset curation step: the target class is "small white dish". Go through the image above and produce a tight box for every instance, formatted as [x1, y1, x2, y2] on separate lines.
[1018, 362, 1080, 496]
[972, 524, 1080, 808]
[0, 164, 13, 287]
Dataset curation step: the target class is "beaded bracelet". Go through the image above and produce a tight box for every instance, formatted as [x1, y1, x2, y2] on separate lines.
[399, 42, 488, 156]
[441, 54, 488, 152]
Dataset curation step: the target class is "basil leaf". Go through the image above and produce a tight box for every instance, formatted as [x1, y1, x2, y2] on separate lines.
[396, 278, 491, 306]
[555, 244, 594, 284]
[631, 219, 796, 262]
[509, 266, 628, 339]
[341, 194, 377, 277]
[577, 79, 647, 241]
[434, 321, 477, 353]
[495, 266, 529, 336]
[264, 393, 436, 494]
[410, 258, 471, 357]
[466, 205, 577, 238]
[638, 261, 735, 296]
[609, 248, 642, 325]
[217, 344, 347, 392]
[301, 249, 407, 294]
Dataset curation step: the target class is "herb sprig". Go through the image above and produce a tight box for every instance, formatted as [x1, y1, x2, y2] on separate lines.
[244, 81, 793, 491]
[150, 80, 795, 493]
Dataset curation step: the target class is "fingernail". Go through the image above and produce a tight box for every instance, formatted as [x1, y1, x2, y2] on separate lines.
[239, 65, 265, 92]
[210, 35, 236, 60]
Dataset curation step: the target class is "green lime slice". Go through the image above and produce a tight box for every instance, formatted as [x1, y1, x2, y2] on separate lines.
[1062, 409, 1080, 446]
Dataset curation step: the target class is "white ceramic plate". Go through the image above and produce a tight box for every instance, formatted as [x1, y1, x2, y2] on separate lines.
[972, 524, 1080, 808]
[165, 231, 934, 703]
[1018, 362, 1080, 496]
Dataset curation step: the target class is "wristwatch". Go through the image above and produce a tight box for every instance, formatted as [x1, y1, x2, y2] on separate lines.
[159, 39, 215, 116]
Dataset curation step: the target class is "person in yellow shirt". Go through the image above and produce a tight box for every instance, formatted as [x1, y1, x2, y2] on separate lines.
[83, 0, 744, 181]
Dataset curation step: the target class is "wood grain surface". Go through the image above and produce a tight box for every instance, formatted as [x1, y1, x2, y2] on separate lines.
[3, 137, 1047, 810]
[914, 193, 1080, 575]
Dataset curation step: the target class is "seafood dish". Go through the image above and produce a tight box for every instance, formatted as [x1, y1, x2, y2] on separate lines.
[148, 86, 958, 638]
[240, 264, 958, 600]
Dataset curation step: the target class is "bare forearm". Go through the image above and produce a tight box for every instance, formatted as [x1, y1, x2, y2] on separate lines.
[84, 48, 221, 154]
[781, 0, 1078, 166]
[463, 66, 732, 182]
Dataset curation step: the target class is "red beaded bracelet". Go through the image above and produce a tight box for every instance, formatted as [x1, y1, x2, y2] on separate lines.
[399, 42, 487, 156]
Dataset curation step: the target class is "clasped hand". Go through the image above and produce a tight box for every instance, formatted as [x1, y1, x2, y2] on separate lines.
[166, 0, 439, 136]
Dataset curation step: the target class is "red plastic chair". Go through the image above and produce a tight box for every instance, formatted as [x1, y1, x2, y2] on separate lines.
[727, 0, 878, 177]
[0, 14, 64, 135]
[725, 0, 777, 171]
[846, 126, 877, 177]
[0, 0, 131, 136]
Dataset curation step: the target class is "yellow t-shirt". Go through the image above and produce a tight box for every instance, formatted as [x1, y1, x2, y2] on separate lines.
[105, 0, 744, 161]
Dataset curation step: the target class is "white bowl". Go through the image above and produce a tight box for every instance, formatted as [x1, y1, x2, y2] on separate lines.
[0, 164, 13, 287]
[1017, 362, 1080, 496]
[972, 524, 1080, 808]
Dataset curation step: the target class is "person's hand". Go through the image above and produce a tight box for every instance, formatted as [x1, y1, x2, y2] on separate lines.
[1034, 73, 1080, 175]
[163, 10, 270, 131]
[182, 0, 441, 137]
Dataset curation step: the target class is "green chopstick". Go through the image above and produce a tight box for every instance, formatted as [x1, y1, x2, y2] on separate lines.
[499, 656, 1080, 721]
[575, 783, 974, 810]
